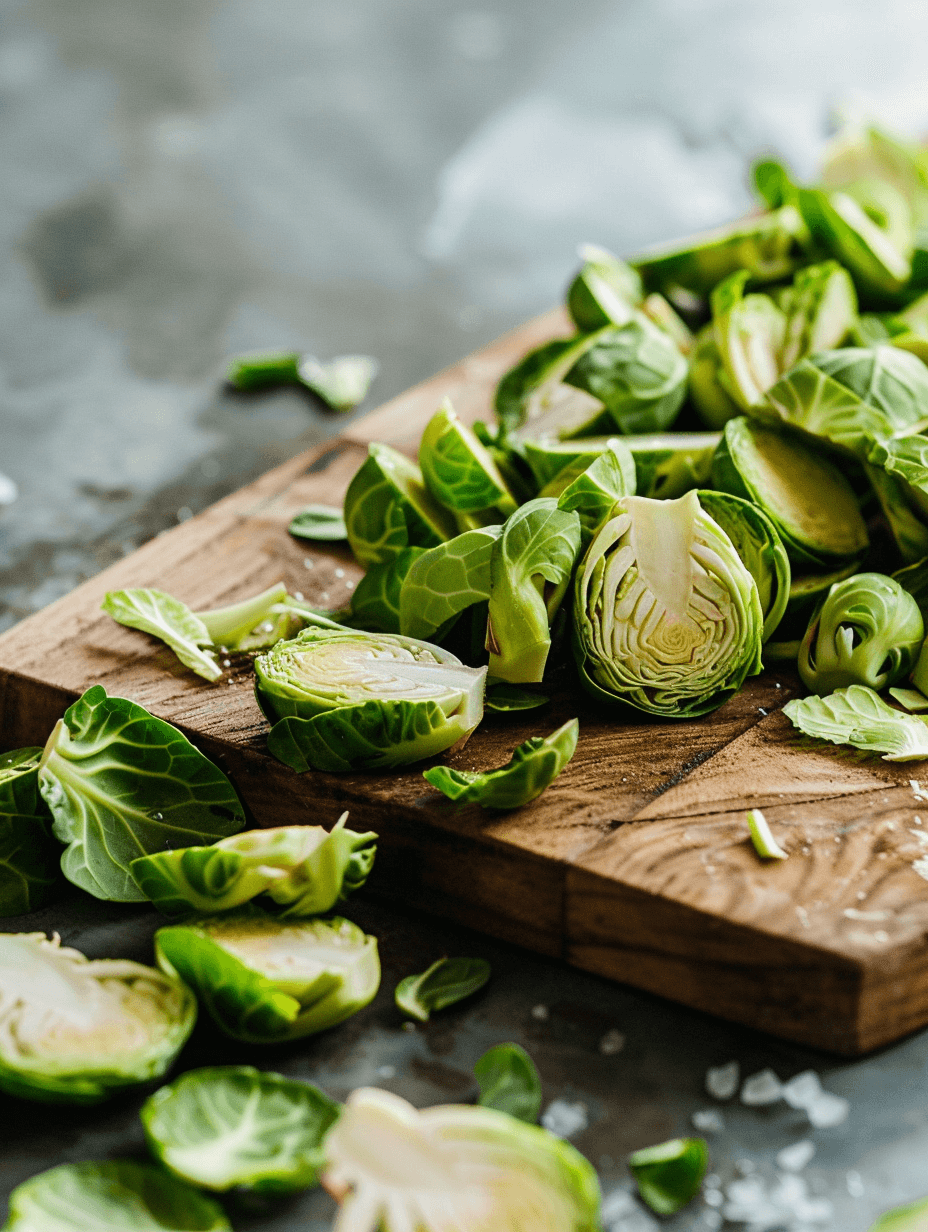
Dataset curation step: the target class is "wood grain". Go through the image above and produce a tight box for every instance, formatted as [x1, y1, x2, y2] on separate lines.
[2, 310, 927, 1054]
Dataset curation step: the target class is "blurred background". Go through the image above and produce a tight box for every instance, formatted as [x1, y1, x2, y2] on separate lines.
[3, 1, 928, 1229]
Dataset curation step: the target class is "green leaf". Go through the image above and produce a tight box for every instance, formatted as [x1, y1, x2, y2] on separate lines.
[889, 687, 928, 713]
[552, 442, 637, 544]
[38, 686, 246, 902]
[419, 399, 517, 516]
[3, 1161, 230, 1230]
[0, 748, 62, 916]
[474, 1043, 542, 1123]
[102, 589, 220, 681]
[288, 504, 348, 541]
[484, 684, 550, 712]
[783, 684, 928, 761]
[195, 582, 291, 650]
[629, 1137, 708, 1216]
[141, 1066, 340, 1194]
[297, 354, 378, 411]
[398, 526, 500, 643]
[351, 548, 425, 634]
[867, 1196, 928, 1230]
[155, 909, 380, 1044]
[226, 350, 301, 391]
[424, 719, 578, 810]
[566, 242, 642, 331]
[494, 332, 612, 437]
[395, 956, 491, 1022]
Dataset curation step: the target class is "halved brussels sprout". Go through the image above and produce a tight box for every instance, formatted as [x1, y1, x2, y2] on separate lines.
[344, 443, 457, 568]
[573, 491, 763, 718]
[697, 491, 790, 642]
[864, 461, 928, 565]
[142, 1066, 340, 1193]
[689, 325, 741, 429]
[626, 431, 720, 499]
[419, 400, 517, 517]
[155, 909, 380, 1043]
[255, 626, 486, 772]
[0, 932, 196, 1103]
[399, 526, 500, 643]
[630, 205, 808, 296]
[711, 418, 868, 568]
[711, 270, 787, 410]
[321, 1087, 601, 1232]
[0, 748, 61, 917]
[486, 499, 582, 683]
[131, 812, 376, 918]
[566, 243, 642, 331]
[799, 573, 923, 695]
[796, 186, 911, 299]
[778, 260, 858, 372]
[629, 1137, 708, 1216]
[495, 333, 613, 438]
[771, 559, 865, 648]
[350, 547, 426, 634]
[822, 122, 928, 225]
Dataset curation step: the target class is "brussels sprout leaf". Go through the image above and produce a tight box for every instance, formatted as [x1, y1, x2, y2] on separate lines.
[629, 1137, 708, 1215]
[484, 684, 550, 712]
[351, 548, 425, 634]
[298, 354, 378, 411]
[889, 687, 928, 713]
[395, 956, 491, 1022]
[399, 526, 500, 642]
[38, 686, 246, 902]
[783, 685, 928, 761]
[102, 589, 220, 681]
[288, 504, 348, 541]
[474, 1042, 542, 1123]
[746, 808, 788, 860]
[0, 749, 62, 916]
[142, 1066, 340, 1193]
[867, 1196, 928, 1231]
[424, 718, 578, 810]
[226, 350, 300, 390]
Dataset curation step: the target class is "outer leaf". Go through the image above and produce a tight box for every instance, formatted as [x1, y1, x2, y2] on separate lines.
[629, 1137, 708, 1216]
[783, 685, 928, 761]
[142, 1066, 340, 1193]
[868, 1196, 928, 1230]
[399, 527, 501, 642]
[474, 1043, 542, 1124]
[869, 435, 928, 523]
[102, 589, 220, 681]
[814, 345, 928, 429]
[484, 685, 550, 713]
[566, 243, 642, 331]
[494, 333, 612, 437]
[395, 957, 491, 1022]
[351, 548, 425, 634]
[156, 910, 380, 1043]
[0, 748, 61, 916]
[288, 504, 348, 541]
[419, 400, 517, 515]
[865, 462, 928, 566]
[486, 499, 582, 684]
[552, 443, 636, 544]
[38, 686, 246, 902]
[196, 582, 291, 650]
[423, 719, 578, 810]
[298, 354, 378, 411]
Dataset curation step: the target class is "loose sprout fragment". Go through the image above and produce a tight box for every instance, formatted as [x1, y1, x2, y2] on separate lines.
[747, 808, 788, 860]
[419, 399, 517, 518]
[298, 354, 378, 411]
[394, 956, 491, 1022]
[628, 1137, 708, 1216]
[566, 242, 642, 331]
[398, 526, 500, 643]
[0, 748, 61, 917]
[474, 1042, 542, 1124]
[784, 685, 928, 762]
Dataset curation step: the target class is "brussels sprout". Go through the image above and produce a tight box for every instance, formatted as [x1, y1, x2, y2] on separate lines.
[255, 626, 486, 772]
[822, 123, 928, 224]
[796, 186, 911, 298]
[419, 400, 517, 517]
[640, 292, 695, 354]
[778, 260, 858, 371]
[550, 445, 636, 544]
[626, 431, 720, 499]
[689, 325, 741, 429]
[486, 499, 582, 683]
[297, 354, 378, 411]
[3, 1160, 231, 1231]
[0, 748, 62, 916]
[288, 503, 348, 541]
[894, 555, 928, 625]
[474, 1042, 542, 1124]
[772, 560, 865, 647]
[629, 1137, 708, 1216]
[226, 350, 301, 390]
[344, 443, 457, 569]
[783, 684, 928, 761]
[564, 316, 688, 435]
[424, 718, 578, 809]
[630, 205, 808, 296]
[798, 573, 923, 695]
[520, 436, 616, 489]
[131, 812, 376, 918]
[711, 269, 786, 409]
[394, 956, 491, 1022]
[495, 333, 613, 438]
[711, 418, 868, 568]
[350, 547, 426, 634]
[573, 491, 763, 718]
[864, 461, 928, 565]
[321, 1087, 601, 1232]
[38, 686, 246, 903]
[142, 1066, 340, 1193]
[566, 242, 642, 331]
[156, 909, 380, 1043]
[696, 491, 790, 642]
[813, 345, 928, 428]
[866, 1196, 928, 1231]
[0, 932, 196, 1104]
[398, 526, 500, 643]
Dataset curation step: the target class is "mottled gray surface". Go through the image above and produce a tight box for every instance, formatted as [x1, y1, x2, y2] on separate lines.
[2, 0, 928, 1227]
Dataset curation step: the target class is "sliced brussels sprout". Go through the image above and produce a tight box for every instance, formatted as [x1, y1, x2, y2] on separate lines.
[142, 1066, 340, 1193]
[350, 547, 426, 634]
[419, 400, 517, 517]
[495, 333, 613, 438]
[629, 1137, 708, 1216]
[399, 526, 500, 643]
[864, 462, 928, 565]
[486, 499, 582, 683]
[321, 1087, 601, 1232]
[778, 260, 858, 371]
[564, 316, 688, 435]
[689, 324, 741, 429]
[424, 718, 578, 810]
[156, 909, 380, 1043]
[474, 1042, 542, 1124]
[797, 186, 911, 299]
[255, 626, 486, 772]
[344, 443, 457, 569]
[0, 748, 61, 916]
[711, 269, 786, 409]
[747, 808, 788, 861]
[822, 123, 928, 224]
[798, 573, 923, 695]
[131, 812, 376, 918]
[297, 354, 378, 412]
[573, 491, 763, 718]
[0, 932, 196, 1104]
[552, 444, 636, 544]
[566, 243, 642, 331]
[711, 418, 868, 568]
[773, 560, 865, 646]
[697, 491, 790, 642]
[38, 686, 246, 903]
[394, 956, 491, 1022]
[630, 205, 808, 296]
[783, 685, 928, 762]
[3, 1160, 231, 1231]
[626, 431, 720, 499]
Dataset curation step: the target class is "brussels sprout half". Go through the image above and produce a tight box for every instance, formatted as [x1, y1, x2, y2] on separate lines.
[566, 242, 642, 331]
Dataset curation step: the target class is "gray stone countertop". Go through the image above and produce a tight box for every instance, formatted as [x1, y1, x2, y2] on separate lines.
[2, 1, 928, 1227]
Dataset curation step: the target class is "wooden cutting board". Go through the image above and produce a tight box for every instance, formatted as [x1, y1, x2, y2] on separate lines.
[3, 306, 928, 1057]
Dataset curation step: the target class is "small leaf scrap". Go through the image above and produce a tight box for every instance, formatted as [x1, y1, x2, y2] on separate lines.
[394, 956, 490, 1023]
